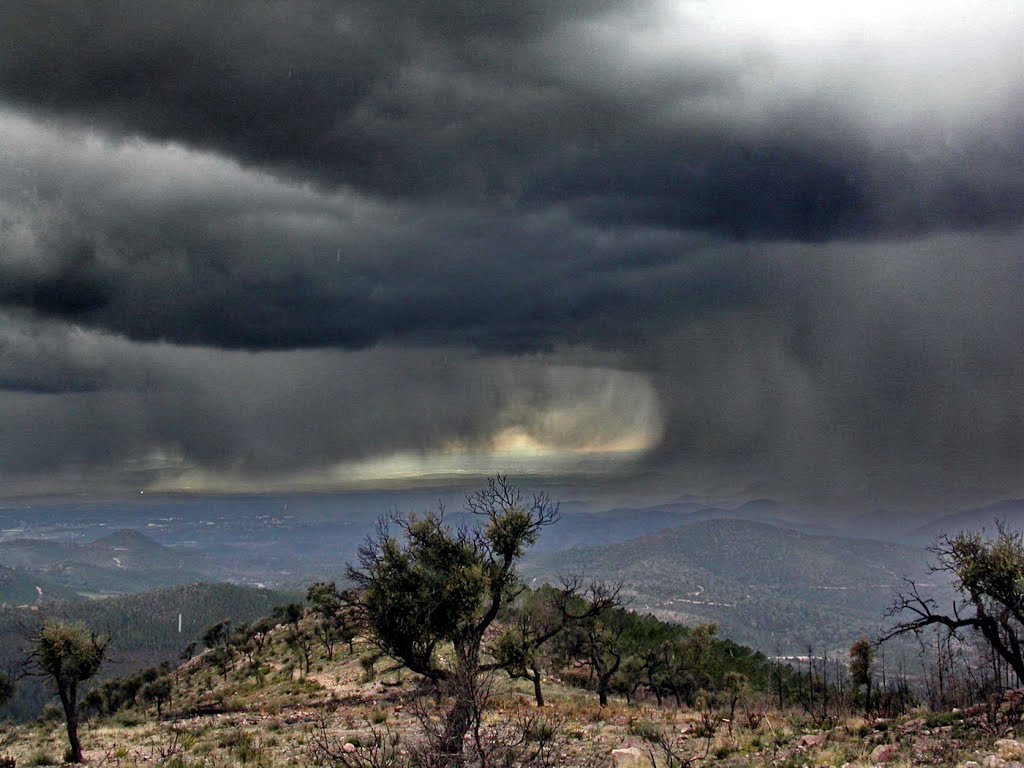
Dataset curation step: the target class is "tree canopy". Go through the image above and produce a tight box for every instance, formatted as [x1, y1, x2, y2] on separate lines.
[27, 620, 108, 763]
[347, 475, 558, 760]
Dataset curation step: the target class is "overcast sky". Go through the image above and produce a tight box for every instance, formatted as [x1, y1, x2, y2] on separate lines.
[1, 1, 1023, 510]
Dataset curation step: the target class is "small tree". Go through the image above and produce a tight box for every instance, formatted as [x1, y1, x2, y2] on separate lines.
[141, 677, 172, 717]
[491, 580, 621, 707]
[274, 603, 316, 676]
[566, 610, 627, 707]
[26, 620, 108, 763]
[307, 582, 357, 659]
[0, 671, 14, 751]
[722, 671, 746, 734]
[849, 638, 874, 715]
[203, 620, 233, 679]
[347, 475, 558, 761]
[234, 617, 275, 682]
[659, 623, 718, 708]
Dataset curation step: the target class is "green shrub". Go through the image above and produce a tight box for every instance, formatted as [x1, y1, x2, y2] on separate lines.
[36, 704, 62, 724]
[924, 711, 963, 728]
[26, 751, 58, 766]
[526, 719, 557, 743]
[627, 719, 663, 741]
[116, 711, 146, 727]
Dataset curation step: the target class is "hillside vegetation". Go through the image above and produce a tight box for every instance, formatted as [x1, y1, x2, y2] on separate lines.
[2, 483, 1020, 768]
[1, 593, 1021, 768]
[0, 565, 81, 606]
[0, 583, 296, 721]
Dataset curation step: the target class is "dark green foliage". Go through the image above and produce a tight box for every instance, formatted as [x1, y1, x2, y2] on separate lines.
[141, 676, 172, 716]
[349, 476, 558, 759]
[203, 620, 235, 679]
[350, 477, 557, 682]
[273, 603, 303, 626]
[203, 620, 232, 650]
[849, 638, 874, 714]
[270, 603, 317, 675]
[232, 617, 275, 679]
[80, 688, 104, 720]
[554, 603, 804, 708]
[91, 662, 177, 718]
[0, 673, 12, 708]
[306, 582, 357, 658]
[354, 511, 486, 680]
[490, 581, 621, 706]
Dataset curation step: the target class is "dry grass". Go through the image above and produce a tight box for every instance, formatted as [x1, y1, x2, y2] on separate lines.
[1, 633, 1020, 768]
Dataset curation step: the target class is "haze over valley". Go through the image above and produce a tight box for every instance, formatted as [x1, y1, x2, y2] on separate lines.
[3, 486, 1005, 655]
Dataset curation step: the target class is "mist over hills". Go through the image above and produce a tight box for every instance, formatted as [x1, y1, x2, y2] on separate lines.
[910, 499, 1024, 545]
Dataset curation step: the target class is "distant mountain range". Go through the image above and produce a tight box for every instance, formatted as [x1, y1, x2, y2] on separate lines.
[523, 517, 936, 655]
[532, 497, 837, 553]
[910, 499, 1024, 544]
[0, 528, 211, 598]
[0, 494, 1009, 655]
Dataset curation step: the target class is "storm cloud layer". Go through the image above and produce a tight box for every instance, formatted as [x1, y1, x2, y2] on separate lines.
[1, 1, 1023, 507]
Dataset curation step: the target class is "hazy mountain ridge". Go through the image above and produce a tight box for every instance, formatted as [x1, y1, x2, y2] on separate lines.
[523, 518, 934, 654]
[532, 497, 842, 553]
[0, 528, 213, 596]
[911, 499, 1024, 544]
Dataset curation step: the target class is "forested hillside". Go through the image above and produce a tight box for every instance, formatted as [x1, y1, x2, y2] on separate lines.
[0, 564, 81, 606]
[0, 582, 296, 720]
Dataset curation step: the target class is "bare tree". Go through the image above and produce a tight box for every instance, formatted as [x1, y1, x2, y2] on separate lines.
[882, 524, 1024, 686]
[490, 578, 621, 706]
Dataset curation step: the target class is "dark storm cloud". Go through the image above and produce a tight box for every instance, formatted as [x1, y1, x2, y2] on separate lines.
[3, 242, 114, 317]
[0, 113, 749, 352]
[525, 120, 1024, 240]
[2, 1, 1024, 507]
[0, 314, 660, 496]
[0, 0, 628, 197]
[642, 242, 1024, 507]
[2, 0, 1022, 242]
[0, 313, 109, 393]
